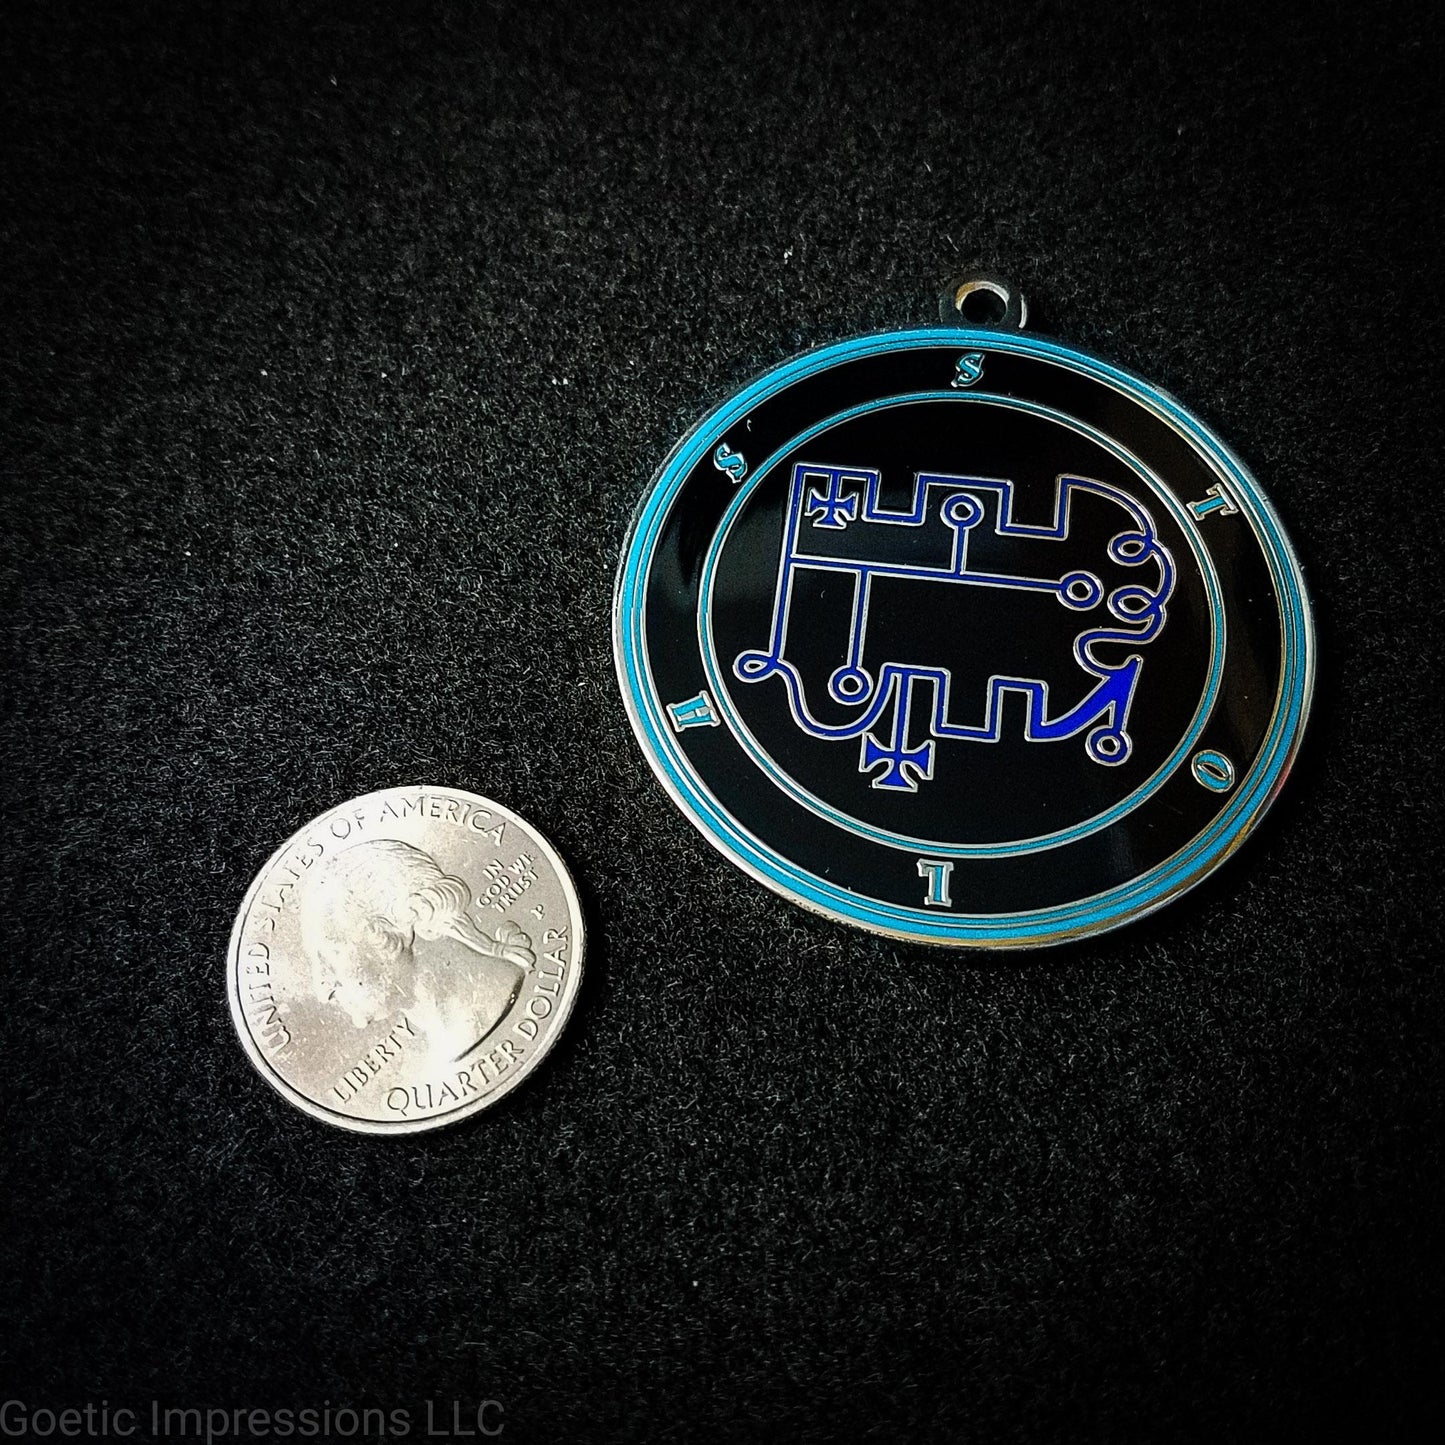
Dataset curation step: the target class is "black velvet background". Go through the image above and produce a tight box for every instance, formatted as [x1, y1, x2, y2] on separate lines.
[3, 1, 1441, 1440]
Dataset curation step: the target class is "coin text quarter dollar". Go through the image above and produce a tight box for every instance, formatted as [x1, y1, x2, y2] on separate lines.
[614, 324, 1314, 947]
[227, 787, 585, 1132]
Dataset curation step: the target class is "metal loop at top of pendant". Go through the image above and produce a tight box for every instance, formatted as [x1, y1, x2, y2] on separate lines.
[940, 275, 1028, 330]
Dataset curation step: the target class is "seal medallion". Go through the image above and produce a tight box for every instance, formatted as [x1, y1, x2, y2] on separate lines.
[614, 285, 1314, 946]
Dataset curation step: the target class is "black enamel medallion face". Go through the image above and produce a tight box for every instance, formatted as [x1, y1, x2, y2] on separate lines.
[615, 329, 1314, 947]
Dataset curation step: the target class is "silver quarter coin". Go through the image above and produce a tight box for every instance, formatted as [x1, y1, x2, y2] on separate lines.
[227, 786, 585, 1134]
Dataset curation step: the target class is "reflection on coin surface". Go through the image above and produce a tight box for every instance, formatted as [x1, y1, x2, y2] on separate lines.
[227, 786, 585, 1133]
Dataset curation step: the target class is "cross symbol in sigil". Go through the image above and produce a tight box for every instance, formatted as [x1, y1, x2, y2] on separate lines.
[805, 473, 860, 529]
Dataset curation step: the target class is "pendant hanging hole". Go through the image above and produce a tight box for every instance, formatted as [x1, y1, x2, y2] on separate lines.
[941, 275, 1028, 330]
[958, 282, 1007, 324]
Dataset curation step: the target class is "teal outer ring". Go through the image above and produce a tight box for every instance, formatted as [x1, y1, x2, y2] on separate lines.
[612, 328, 1315, 948]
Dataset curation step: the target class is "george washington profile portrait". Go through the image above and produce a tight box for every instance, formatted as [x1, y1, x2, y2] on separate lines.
[299, 838, 534, 1059]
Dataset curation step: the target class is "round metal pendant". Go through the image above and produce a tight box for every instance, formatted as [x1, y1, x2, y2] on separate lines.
[614, 317, 1314, 947]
